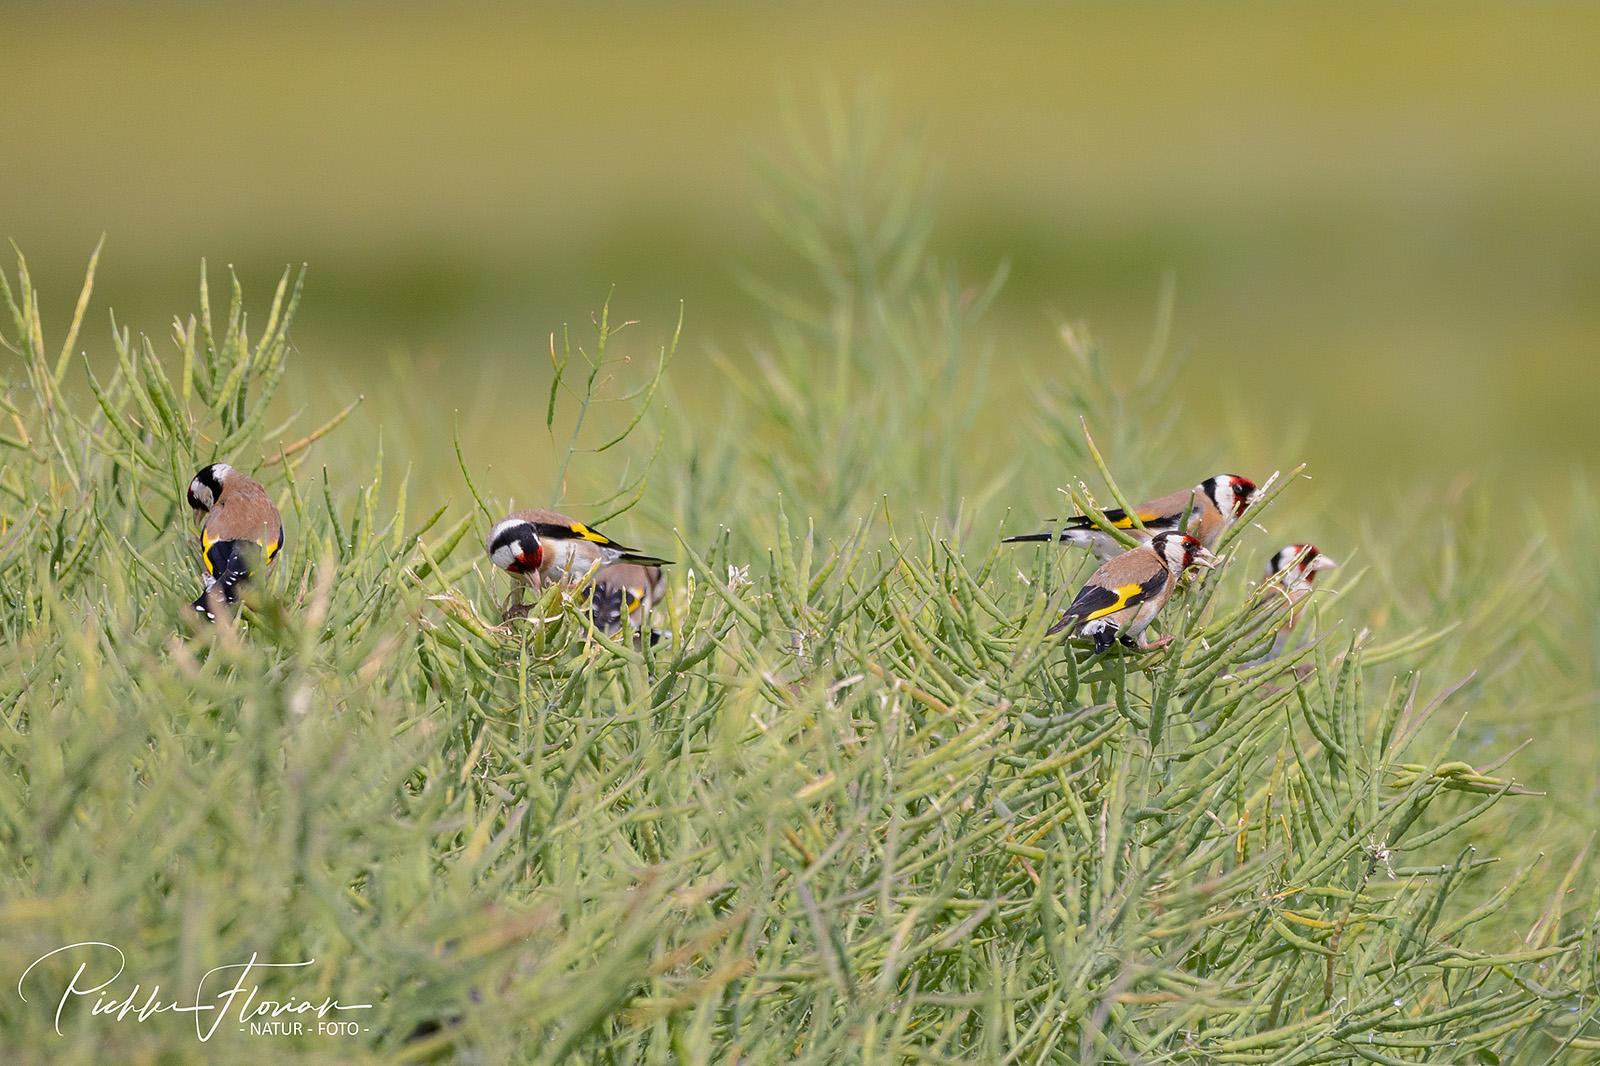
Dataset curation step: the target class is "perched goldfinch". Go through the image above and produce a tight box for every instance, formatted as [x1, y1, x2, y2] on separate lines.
[589, 561, 667, 637]
[186, 463, 284, 620]
[1047, 532, 1215, 652]
[1261, 543, 1338, 621]
[1238, 544, 1338, 668]
[1006, 474, 1256, 560]
[487, 509, 671, 591]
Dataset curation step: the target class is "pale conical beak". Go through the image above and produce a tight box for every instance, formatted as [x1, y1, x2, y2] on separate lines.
[1311, 555, 1339, 571]
[1193, 548, 1219, 569]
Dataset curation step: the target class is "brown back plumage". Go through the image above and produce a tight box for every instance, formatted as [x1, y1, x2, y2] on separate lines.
[205, 470, 283, 545]
[507, 508, 578, 527]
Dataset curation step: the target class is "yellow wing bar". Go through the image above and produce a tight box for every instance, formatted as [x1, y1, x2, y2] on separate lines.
[568, 522, 615, 546]
[1085, 582, 1147, 622]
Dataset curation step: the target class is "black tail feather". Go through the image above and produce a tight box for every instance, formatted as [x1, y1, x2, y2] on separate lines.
[193, 539, 262, 621]
[1002, 523, 1095, 545]
[1002, 532, 1058, 544]
[588, 583, 629, 632]
[588, 584, 665, 645]
[1046, 612, 1079, 637]
[616, 552, 673, 568]
[191, 580, 243, 621]
[205, 539, 258, 586]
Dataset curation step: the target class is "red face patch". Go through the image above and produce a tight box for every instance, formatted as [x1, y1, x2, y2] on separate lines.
[508, 545, 542, 574]
[1232, 477, 1257, 517]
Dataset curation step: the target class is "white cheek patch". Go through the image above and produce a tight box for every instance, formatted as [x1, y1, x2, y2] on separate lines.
[1159, 540, 1181, 569]
[490, 543, 520, 571]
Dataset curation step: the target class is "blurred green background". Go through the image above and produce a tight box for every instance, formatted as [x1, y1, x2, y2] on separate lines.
[5, 1, 1598, 506]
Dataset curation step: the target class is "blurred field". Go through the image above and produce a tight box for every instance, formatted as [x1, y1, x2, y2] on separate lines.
[5, 1, 1599, 506]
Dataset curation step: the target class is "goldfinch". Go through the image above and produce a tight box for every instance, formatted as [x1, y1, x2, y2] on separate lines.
[186, 463, 284, 620]
[1047, 531, 1215, 652]
[1238, 544, 1337, 668]
[589, 561, 667, 637]
[487, 509, 671, 591]
[1261, 543, 1338, 619]
[1006, 474, 1256, 560]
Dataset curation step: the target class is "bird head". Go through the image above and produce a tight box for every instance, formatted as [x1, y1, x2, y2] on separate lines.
[1153, 532, 1216, 573]
[187, 463, 231, 517]
[1268, 543, 1338, 591]
[488, 517, 544, 575]
[1202, 474, 1257, 522]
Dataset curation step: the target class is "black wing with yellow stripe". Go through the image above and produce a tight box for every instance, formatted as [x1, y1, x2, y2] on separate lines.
[1003, 508, 1175, 544]
[201, 523, 282, 577]
[589, 583, 640, 631]
[535, 520, 622, 546]
[588, 581, 664, 644]
[1059, 506, 1175, 532]
[534, 520, 673, 567]
[193, 525, 282, 620]
[1049, 568, 1168, 635]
